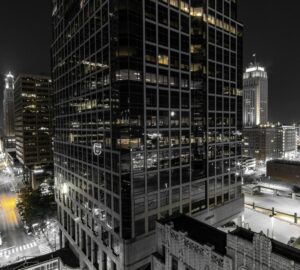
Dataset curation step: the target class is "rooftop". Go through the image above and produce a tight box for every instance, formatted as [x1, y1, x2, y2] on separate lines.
[158, 214, 227, 255]
[267, 159, 300, 166]
[0, 248, 79, 270]
[245, 65, 265, 73]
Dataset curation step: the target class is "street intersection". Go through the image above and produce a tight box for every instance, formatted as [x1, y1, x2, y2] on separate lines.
[0, 156, 52, 267]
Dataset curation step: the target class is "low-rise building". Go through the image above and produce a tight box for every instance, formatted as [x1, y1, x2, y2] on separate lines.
[267, 159, 300, 186]
[153, 214, 300, 270]
[0, 248, 79, 270]
[240, 157, 256, 172]
[227, 227, 300, 270]
[153, 215, 231, 270]
[243, 124, 297, 164]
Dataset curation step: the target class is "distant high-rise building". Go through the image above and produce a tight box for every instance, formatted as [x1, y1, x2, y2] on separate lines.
[243, 63, 268, 127]
[52, 1, 244, 269]
[3, 72, 15, 137]
[0, 74, 4, 137]
[14, 74, 53, 189]
[3, 72, 16, 152]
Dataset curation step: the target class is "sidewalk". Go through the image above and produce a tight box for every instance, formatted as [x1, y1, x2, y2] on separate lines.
[35, 233, 54, 255]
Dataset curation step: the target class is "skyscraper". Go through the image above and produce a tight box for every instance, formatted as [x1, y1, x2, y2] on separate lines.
[3, 72, 16, 151]
[52, 0, 243, 269]
[243, 63, 268, 127]
[14, 74, 53, 188]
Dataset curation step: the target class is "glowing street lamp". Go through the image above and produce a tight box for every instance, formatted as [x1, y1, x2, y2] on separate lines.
[270, 215, 275, 239]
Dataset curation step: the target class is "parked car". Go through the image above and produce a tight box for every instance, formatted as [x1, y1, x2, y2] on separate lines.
[24, 225, 32, 235]
[31, 223, 41, 236]
[222, 221, 236, 228]
[288, 237, 297, 246]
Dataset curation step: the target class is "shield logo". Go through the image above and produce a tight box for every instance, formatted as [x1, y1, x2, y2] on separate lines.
[93, 143, 102, 156]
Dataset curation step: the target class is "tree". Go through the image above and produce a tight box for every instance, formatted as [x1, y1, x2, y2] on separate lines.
[17, 186, 56, 225]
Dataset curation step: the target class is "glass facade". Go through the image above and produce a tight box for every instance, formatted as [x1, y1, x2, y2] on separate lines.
[52, 0, 243, 269]
[14, 74, 53, 188]
[190, 0, 243, 212]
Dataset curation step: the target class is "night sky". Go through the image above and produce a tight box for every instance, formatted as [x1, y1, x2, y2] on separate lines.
[0, 1, 299, 126]
[239, 0, 300, 124]
[0, 0, 51, 130]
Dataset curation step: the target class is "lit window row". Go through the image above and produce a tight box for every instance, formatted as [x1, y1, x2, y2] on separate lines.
[205, 15, 237, 35]
[191, 8, 237, 35]
[21, 93, 37, 98]
[160, 0, 190, 13]
[115, 70, 141, 81]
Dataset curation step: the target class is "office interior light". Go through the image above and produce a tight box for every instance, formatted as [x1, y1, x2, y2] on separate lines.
[62, 183, 68, 194]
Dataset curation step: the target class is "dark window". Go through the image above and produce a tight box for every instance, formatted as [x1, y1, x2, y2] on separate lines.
[171, 257, 178, 270]
[159, 27, 168, 46]
[158, 5, 168, 25]
[135, 219, 145, 236]
[148, 214, 158, 232]
[147, 173, 158, 193]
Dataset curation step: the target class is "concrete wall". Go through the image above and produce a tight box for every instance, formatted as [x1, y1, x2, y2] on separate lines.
[194, 196, 244, 227]
[267, 161, 300, 186]
[154, 222, 233, 270]
[227, 232, 300, 270]
[123, 232, 156, 270]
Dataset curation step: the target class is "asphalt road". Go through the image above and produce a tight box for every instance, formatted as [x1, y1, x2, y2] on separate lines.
[0, 167, 40, 266]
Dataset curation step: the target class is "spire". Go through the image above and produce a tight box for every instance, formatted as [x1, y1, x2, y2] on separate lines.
[253, 53, 257, 66]
[4, 71, 14, 89]
[6, 71, 14, 78]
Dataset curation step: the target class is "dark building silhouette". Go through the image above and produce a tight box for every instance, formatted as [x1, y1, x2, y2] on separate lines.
[14, 74, 53, 189]
[51, 0, 243, 269]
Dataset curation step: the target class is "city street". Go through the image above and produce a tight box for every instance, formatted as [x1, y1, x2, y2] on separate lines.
[0, 156, 51, 267]
[0, 158, 39, 266]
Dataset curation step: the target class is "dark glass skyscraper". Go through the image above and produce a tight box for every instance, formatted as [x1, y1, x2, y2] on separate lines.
[52, 1, 243, 269]
[14, 74, 53, 188]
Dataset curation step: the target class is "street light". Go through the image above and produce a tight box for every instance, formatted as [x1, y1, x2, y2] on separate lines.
[241, 214, 245, 227]
[270, 215, 275, 239]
